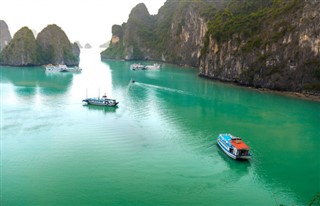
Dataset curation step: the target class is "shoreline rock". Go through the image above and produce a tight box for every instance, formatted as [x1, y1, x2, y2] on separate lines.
[199, 73, 320, 102]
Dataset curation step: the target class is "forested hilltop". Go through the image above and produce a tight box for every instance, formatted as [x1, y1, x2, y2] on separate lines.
[0, 24, 80, 66]
[101, 0, 320, 94]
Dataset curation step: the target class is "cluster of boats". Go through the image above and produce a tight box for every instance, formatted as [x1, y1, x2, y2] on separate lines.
[44, 64, 82, 73]
[81, 63, 160, 108]
[79, 61, 251, 161]
[81, 94, 251, 160]
[81, 95, 252, 160]
[130, 63, 160, 71]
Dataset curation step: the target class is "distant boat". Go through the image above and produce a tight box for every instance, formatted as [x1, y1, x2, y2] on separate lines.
[45, 64, 68, 72]
[130, 63, 145, 70]
[145, 63, 160, 70]
[44, 64, 82, 73]
[130, 63, 160, 70]
[217, 133, 251, 160]
[82, 94, 119, 107]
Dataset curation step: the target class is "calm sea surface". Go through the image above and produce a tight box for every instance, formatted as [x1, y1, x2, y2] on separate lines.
[1, 49, 319, 205]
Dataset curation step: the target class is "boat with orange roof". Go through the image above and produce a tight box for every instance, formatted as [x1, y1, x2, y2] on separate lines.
[217, 133, 251, 160]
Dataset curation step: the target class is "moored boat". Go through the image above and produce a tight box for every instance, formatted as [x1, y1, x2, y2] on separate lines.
[130, 63, 160, 70]
[45, 64, 68, 72]
[82, 94, 119, 107]
[130, 63, 145, 70]
[145, 63, 160, 70]
[44, 64, 82, 73]
[217, 133, 251, 160]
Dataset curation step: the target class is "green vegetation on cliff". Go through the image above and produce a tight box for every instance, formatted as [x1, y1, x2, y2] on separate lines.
[102, 0, 319, 93]
[101, 1, 207, 62]
[206, 0, 301, 44]
[36, 24, 79, 66]
[0, 24, 80, 66]
[200, 0, 320, 93]
[101, 25, 125, 59]
[101, 39, 125, 60]
[102, 3, 157, 60]
[0, 27, 37, 66]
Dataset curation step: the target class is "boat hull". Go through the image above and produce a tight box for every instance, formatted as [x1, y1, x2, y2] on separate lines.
[85, 102, 118, 107]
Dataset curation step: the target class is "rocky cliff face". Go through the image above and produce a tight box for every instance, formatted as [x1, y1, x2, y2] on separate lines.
[37, 24, 79, 66]
[0, 20, 12, 52]
[0, 24, 80, 66]
[199, 0, 320, 93]
[100, 25, 125, 60]
[102, 0, 319, 93]
[101, 1, 214, 66]
[122, 3, 153, 60]
[0, 27, 37, 66]
[101, 4, 154, 60]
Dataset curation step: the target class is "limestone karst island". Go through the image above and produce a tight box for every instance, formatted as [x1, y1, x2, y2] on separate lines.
[101, 0, 320, 96]
[1, 0, 320, 205]
[0, 22, 79, 66]
[1, 0, 320, 95]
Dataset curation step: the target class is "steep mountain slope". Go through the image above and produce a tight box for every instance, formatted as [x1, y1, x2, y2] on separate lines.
[0, 27, 37, 66]
[102, 0, 319, 93]
[0, 24, 80, 66]
[200, 0, 320, 93]
[101, 1, 218, 66]
[0, 20, 12, 52]
[36, 24, 79, 66]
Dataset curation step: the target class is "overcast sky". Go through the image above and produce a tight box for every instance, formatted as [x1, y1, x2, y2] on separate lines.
[1, 0, 166, 47]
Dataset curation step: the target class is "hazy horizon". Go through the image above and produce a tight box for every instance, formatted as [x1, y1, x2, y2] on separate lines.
[1, 0, 166, 48]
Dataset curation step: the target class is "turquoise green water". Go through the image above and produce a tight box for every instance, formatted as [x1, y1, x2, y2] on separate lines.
[1, 50, 319, 205]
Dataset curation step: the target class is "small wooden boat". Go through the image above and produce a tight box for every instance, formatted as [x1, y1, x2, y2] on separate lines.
[82, 94, 118, 107]
[217, 133, 251, 160]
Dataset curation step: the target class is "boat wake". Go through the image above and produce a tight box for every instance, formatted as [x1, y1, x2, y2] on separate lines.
[128, 80, 219, 102]
[131, 81, 194, 96]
